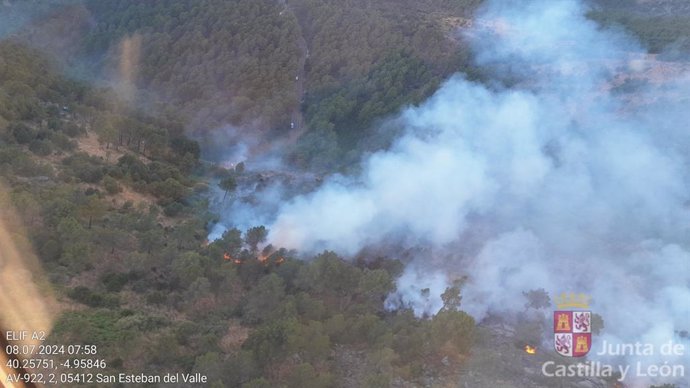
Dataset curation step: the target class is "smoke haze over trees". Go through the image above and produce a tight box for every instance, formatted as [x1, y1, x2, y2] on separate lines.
[216, 2, 690, 386]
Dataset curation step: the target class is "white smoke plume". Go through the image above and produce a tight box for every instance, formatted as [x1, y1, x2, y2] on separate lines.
[215, 0, 690, 384]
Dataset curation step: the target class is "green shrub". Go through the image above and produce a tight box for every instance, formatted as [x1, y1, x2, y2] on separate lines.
[61, 122, 85, 137]
[28, 139, 52, 155]
[150, 177, 189, 202]
[68, 286, 120, 308]
[101, 272, 131, 292]
[164, 201, 184, 217]
[102, 175, 122, 194]
[10, 122, 34, 144]
[117, 154, 150, 182]
[146, 291, 167, 305]
[0, 146, 53, 177]
[49, 132, 76, 151]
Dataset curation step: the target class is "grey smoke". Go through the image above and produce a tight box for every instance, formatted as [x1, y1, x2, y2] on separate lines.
[214, 0, 690, 384]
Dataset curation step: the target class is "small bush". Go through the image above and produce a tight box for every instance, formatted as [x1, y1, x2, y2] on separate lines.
[163, 202, 184, 217]
[61, 122, 85, 137]
[103, 175, 122, 194]
[0, 147, 53, 177]
[29, 139, 53, 156]
[84, 187, 100, 196]
[10, 122, 34, 144]
[146, 291, 167, 305]
[62, 153, 104, 183]
[68, 286, 119, 308]
[49, 132, 76, 151]
[101, 272, 131, 292]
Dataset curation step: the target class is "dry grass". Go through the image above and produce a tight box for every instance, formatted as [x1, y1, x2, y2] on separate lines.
[219, 320, 250, 352]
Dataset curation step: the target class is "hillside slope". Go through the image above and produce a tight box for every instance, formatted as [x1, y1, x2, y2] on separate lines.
[10, 0, 483, 168]
[0, 40, 484, 388]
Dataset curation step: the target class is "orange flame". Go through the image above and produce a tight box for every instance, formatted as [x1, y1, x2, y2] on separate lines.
[275, 257, 285, 265]
[224, 252, 243, 264]
[524, 345, 537, 354]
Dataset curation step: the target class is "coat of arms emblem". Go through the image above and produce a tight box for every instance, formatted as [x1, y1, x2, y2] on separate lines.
[554, 293, 591, 357]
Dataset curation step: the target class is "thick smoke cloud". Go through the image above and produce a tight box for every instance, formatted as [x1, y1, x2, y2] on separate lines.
[216, 0, 690, 384]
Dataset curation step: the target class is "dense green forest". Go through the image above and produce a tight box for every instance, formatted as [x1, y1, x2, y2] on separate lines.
[589, 11, 690, 54]
[0, 40, 477, 387]
[14, 0, 690, 170]
[590, 0, 690, 54]
[15, 0, 484, 169]
[82, 0, 302, 130]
